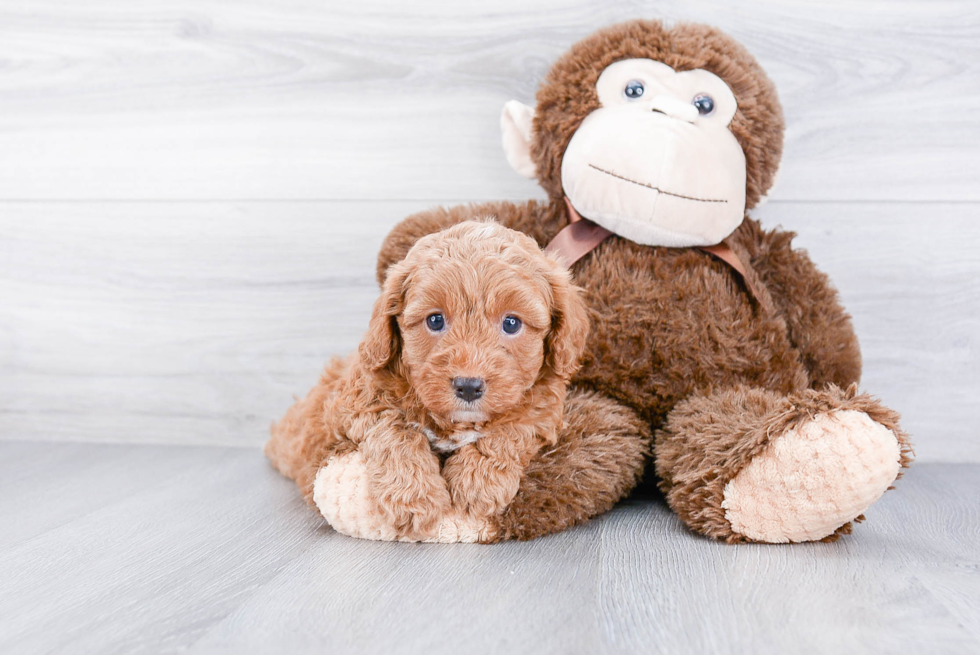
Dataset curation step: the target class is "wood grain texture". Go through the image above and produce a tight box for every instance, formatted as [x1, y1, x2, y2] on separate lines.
[0, 442, 324, 655]
[1, 442, 977, 655]
[595, 464, 980, 654]
[0, 1, 977, 201]
[0, 201, 402, 448]
[2, 201, 977, 461]
[753, 201, 980, 463]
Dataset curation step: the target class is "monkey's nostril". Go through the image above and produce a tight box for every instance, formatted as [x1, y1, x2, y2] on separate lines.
[452, 377, 485, 402]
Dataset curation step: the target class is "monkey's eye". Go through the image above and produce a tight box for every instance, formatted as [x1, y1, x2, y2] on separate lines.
[501, 315, 522, 335]
[693, 94, 715, 115]
[426, 313, 446, 332]
[623, 80, 645, 100]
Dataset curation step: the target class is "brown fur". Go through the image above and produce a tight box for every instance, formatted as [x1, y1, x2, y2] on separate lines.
[370, 20, 911, 542]
[493, 386, 650, 541]
[266, 220, 589, 539]
[530, 20, 784, 211]
[654, 384, 914, 543]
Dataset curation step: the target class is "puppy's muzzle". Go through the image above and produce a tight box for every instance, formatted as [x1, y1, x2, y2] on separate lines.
[452, 377, 485, 403]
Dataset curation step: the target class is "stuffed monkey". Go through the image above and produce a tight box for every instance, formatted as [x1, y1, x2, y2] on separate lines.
[277, 19, 913, 544]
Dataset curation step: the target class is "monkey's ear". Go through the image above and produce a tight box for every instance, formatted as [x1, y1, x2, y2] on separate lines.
[500, 100, 537, 179]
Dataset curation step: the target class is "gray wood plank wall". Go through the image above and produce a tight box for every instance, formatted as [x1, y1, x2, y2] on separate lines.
[1, 1, 978, 462]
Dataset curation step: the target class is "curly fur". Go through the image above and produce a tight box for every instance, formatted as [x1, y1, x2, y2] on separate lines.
[654, 384, 913, 543]
[530, 20, 784, 210]
[266, 220, 590, 540]
[493, 387, 650, 541]
[369, 20, 911, 543]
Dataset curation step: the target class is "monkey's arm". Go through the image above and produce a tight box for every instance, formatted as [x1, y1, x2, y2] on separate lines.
[376, 199, 564, 285]
[736, 218, 862, 389]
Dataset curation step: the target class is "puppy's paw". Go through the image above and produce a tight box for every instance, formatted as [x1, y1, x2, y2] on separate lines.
[313, 452, 450, 542]
[373, 468, 452, 540]
[385, 501, 448, 540]
[443, 447, 522, 519]
[423, 512, 499, 544]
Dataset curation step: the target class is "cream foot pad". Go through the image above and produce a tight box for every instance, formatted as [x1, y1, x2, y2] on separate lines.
[312, 452, 491, 544]
[721, 410, 901, 543]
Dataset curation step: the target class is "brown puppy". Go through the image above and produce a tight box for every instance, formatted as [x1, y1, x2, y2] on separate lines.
[265, 220, 589, 540]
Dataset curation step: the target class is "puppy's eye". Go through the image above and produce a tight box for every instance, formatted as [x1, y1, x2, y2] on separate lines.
[624, 80, 644, 100]
[425, 313, 445, 332]
[501, 315, 522, 335]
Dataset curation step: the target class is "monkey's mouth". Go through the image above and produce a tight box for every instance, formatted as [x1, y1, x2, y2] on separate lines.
[588, 164, 728, 204]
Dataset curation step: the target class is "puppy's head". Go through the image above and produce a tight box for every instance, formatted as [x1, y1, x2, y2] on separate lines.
[360, 220, 589, 426]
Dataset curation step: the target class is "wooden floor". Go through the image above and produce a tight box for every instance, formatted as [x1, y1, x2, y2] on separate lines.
[1, 441, 977, 655]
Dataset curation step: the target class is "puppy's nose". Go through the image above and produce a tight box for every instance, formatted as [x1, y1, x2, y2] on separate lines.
[452, 377, 485, 402]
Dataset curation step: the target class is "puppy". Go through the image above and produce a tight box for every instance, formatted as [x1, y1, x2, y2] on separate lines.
[265, 220, 589, 541]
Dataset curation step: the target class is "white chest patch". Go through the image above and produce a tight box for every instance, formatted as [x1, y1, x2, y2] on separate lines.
[412, 422, 484, 453]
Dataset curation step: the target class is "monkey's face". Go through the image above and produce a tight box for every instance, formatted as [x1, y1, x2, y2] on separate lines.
[559, 59, 746, 248]
[500, 21, 784, 249]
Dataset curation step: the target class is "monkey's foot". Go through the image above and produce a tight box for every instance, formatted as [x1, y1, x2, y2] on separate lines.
[312, 452, 494, 543]
[721, 410, 902, 543]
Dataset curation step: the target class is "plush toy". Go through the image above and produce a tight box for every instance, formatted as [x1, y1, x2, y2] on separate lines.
[271, 19, 913, 544]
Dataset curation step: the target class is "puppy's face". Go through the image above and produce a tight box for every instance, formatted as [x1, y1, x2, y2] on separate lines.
[399, 253, 550, 424]
[361, 221, 589, 428]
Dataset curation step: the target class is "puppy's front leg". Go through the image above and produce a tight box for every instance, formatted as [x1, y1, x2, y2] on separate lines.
[354, 411, 452, 539]
[442, 427, 539, 519]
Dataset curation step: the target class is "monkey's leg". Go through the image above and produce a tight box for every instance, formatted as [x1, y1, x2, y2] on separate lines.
[654, 385, 913, 543]
[486, 387, 650, 542]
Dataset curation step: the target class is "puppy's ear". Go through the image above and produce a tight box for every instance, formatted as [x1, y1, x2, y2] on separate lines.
[359, 261, 409, 371]
[544, 265, 591, 379]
